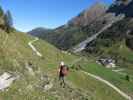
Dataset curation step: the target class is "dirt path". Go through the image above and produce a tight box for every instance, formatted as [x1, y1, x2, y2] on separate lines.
[28, 37, 42, 57]
[112, 69, 125, 72]
[82, 71, 132, 100]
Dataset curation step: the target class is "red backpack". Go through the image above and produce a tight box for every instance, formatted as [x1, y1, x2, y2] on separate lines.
[61, 65, 69, 76]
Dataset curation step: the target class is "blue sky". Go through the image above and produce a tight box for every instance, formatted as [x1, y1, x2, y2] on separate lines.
[0, 0, 113, 32]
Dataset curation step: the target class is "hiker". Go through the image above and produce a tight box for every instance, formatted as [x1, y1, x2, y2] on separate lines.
[58, 61, 69, 87]
[125, 74, 130, 81]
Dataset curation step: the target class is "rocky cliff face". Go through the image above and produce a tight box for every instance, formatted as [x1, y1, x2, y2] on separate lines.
[68, 3, 107, 27]
[84, 1, 133, 54]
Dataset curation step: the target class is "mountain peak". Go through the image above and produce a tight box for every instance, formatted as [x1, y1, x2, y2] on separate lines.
[68, 2, 108, 26]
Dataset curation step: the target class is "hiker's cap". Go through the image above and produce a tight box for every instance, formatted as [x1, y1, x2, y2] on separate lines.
[60, 61, 65, 66]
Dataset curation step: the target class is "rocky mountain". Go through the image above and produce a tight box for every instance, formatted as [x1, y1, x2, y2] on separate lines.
[84, 0, 133, 53]
[68, 3, 107, 27]
[28, 0, 133, 52]
[28, 3, 111, 50]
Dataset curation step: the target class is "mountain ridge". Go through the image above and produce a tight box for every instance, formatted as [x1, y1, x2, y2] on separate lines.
[28, 0, 133, 51]
[28, 2, 110, 50]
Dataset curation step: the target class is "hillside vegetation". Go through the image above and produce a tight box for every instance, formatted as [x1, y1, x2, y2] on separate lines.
[0, 28, 130, 100]
[0, 1, 133, 100]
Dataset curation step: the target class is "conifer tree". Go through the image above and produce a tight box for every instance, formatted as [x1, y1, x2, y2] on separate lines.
[4, 10, 13, 33]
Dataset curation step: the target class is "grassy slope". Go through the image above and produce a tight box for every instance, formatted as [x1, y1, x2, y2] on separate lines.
[0, 29, 126, 100]
[81, 61, 133, 96]
[78, 41, 133, 97]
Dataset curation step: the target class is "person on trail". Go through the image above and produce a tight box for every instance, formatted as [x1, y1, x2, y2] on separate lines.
[58, 61, 69, 87]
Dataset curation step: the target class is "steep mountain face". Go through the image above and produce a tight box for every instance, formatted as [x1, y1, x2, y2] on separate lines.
[82, 0, 133, 68]
[68, 3, 107, 27]
[84, 18, 133, 53]
[28, 0, 133, 52]
[84, 0, 133, 51]
[28, 3, 111, 50]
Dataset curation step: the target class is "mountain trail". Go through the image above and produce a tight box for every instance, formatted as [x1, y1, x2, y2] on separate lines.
[28, 37, 42, 57]
[82, 71, 132, 100]
[112, 69, 125, 72]
[27, 36, 132, 100]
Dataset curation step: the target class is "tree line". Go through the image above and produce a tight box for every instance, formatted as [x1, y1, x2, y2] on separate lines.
[0, 6, 13, 33]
